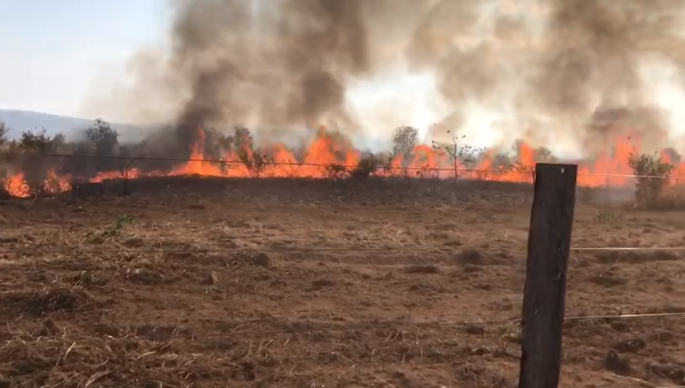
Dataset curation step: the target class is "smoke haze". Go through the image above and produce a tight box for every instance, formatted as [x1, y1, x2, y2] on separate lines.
[85, 0, 685, 155]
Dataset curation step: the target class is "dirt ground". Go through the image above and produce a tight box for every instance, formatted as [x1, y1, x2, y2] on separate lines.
[1, 177, 685, 388]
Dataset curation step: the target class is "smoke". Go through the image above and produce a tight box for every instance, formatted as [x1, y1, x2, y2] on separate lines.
[161, 0, 384, 155]
[527, 0, 685, 153]
[85, 0, 685, 156]
[405, 0, 685, 152]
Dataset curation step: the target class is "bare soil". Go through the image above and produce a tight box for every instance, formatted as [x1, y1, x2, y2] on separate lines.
[1, 177, 684, 387]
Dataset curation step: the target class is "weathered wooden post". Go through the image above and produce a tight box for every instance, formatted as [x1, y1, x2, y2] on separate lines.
[518, 163, 578, 388]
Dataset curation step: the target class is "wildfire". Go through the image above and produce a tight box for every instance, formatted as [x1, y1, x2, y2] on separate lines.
[1, 127, 684, 198]
[3, 169, 72, 198]
[4, 172, 30, 198]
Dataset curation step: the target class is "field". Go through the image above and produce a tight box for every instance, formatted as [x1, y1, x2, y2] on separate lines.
[1, 177, 685, 387]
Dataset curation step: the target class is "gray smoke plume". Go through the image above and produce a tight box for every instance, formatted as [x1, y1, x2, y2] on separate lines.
[168, 0, 379, 152]
[406, 0, 685, 152]
[529, 0, 685, 153]
[87, 0, 685, 156]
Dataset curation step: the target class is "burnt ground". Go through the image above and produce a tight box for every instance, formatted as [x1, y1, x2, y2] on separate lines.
[0, 177, 685, 387]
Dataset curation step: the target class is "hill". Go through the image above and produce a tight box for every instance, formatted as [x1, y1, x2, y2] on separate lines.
[0, 109, 144, 142]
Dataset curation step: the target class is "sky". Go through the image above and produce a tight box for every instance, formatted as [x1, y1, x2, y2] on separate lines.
[2, 0, 685, 153]
[0, 0, 447, 141]
[0, 0, 170, 117]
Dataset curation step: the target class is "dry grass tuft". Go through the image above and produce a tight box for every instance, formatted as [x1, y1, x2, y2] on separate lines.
[0, 330, 237, 388]
[404, 264, 440, 274]
[1, 287, 98, 317]
[1, 175, 685, 387]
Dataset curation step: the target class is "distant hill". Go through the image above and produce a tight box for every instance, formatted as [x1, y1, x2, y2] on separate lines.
[0, 109, 144, 142]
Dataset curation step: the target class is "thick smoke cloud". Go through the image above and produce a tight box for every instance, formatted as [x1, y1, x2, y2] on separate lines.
[87, 0, 685, 155]
[407, 0, 685, 151]
[168, 0, 379, 153]
[527, 0, 685, 153]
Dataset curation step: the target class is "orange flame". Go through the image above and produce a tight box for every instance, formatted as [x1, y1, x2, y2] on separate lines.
[1, 126, 684, 197]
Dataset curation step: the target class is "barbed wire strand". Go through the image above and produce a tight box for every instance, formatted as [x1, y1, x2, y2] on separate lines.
[2, 151, 683, 180]
[3, 310, 681, 387]
[11, 311, 682, 340]
[1, 245, 685, 255]
[572, 246, 685, 252]
[3, 312, 681, 387]
[612, 374, 685, 388]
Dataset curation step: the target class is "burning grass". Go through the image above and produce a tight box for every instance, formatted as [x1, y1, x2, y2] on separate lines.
[1, 121, 685, 206]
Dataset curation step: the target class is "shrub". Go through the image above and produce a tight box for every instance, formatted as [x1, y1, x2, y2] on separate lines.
[432, 132, 478, 179]
[627, 151, 674, 208]
[350, 156, 380, 181]
[325, 163, 348, 179]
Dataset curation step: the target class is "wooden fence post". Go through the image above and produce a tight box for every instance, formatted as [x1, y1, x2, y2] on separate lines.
[518, 163, 578, 388]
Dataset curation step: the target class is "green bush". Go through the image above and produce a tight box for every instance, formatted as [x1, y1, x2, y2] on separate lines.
[627, 151, 674, 208]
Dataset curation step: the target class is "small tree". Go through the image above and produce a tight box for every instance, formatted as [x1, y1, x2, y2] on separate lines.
[117, 143, 146, 196]
[238, 148, 273, 177]
[350, 155, 380, 181]
[392, 126, 418, 158]
[534, 147, 557, 163]
[0, 122, 9, 176]
[18, 128, 56, 154]
[627, 151, 674, 208]
[233, 126, 253, 152]
[0, 121, 8, 146]
[86, 119, 119, 155]
[325, 163, 348, 180]
[432, 131, 478, 179]
[85, 118, 119, 173]
[232, 126, 273, 177]
[8, 129, 60, 195]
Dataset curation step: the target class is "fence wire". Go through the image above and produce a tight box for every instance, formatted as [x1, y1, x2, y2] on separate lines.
[122, 310, 685, 339]
[2, 245, 685, 253]
[1, 151, 683, 179]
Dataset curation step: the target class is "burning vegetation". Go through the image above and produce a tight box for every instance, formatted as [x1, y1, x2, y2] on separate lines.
[0, 118, 683, 210]
[4, 1, 685, 209]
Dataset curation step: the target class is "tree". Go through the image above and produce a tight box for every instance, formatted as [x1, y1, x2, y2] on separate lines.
[0, 121, 7, 145]
[233, 126, 253, 153]
[432, 131, 478, 179]
[534, 147, 556, 163]
[232, 126, 273, 177]
[85, 118, 120, 173]
[627, 151, 674, 208]
[86, 118, 119, 157]
[7, 129, 60, 195]
[350, 155, 381, 181]
[392, 125, 419, 158]
[18, 128, 56, 153]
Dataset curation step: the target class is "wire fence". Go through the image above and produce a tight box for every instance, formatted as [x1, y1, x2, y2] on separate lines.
[77, 311, 685, 339]
[2, 311, 679, 340]
[1, 150, 683, 179]
[2, 245, 685, 255]
[2, 156, 685, 386]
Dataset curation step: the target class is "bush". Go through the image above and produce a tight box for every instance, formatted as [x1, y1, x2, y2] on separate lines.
[350, 156, 380, 181]
[627, 151, 674, 208]
[325, 163, 348, 179]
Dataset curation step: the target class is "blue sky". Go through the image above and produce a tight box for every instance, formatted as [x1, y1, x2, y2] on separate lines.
[0, 0, 169, 116]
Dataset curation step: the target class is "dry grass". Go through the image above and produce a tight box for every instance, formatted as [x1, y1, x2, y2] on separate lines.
[1, 177, 685, 387]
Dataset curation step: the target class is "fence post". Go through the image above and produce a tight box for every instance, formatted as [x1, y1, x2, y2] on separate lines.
[518, 163, 578, 388]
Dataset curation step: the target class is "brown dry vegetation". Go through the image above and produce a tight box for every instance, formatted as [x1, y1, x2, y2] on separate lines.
[1, 177, 685, 387]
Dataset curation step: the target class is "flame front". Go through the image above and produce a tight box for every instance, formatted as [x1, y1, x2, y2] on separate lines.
[1, 127, 683, 197]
